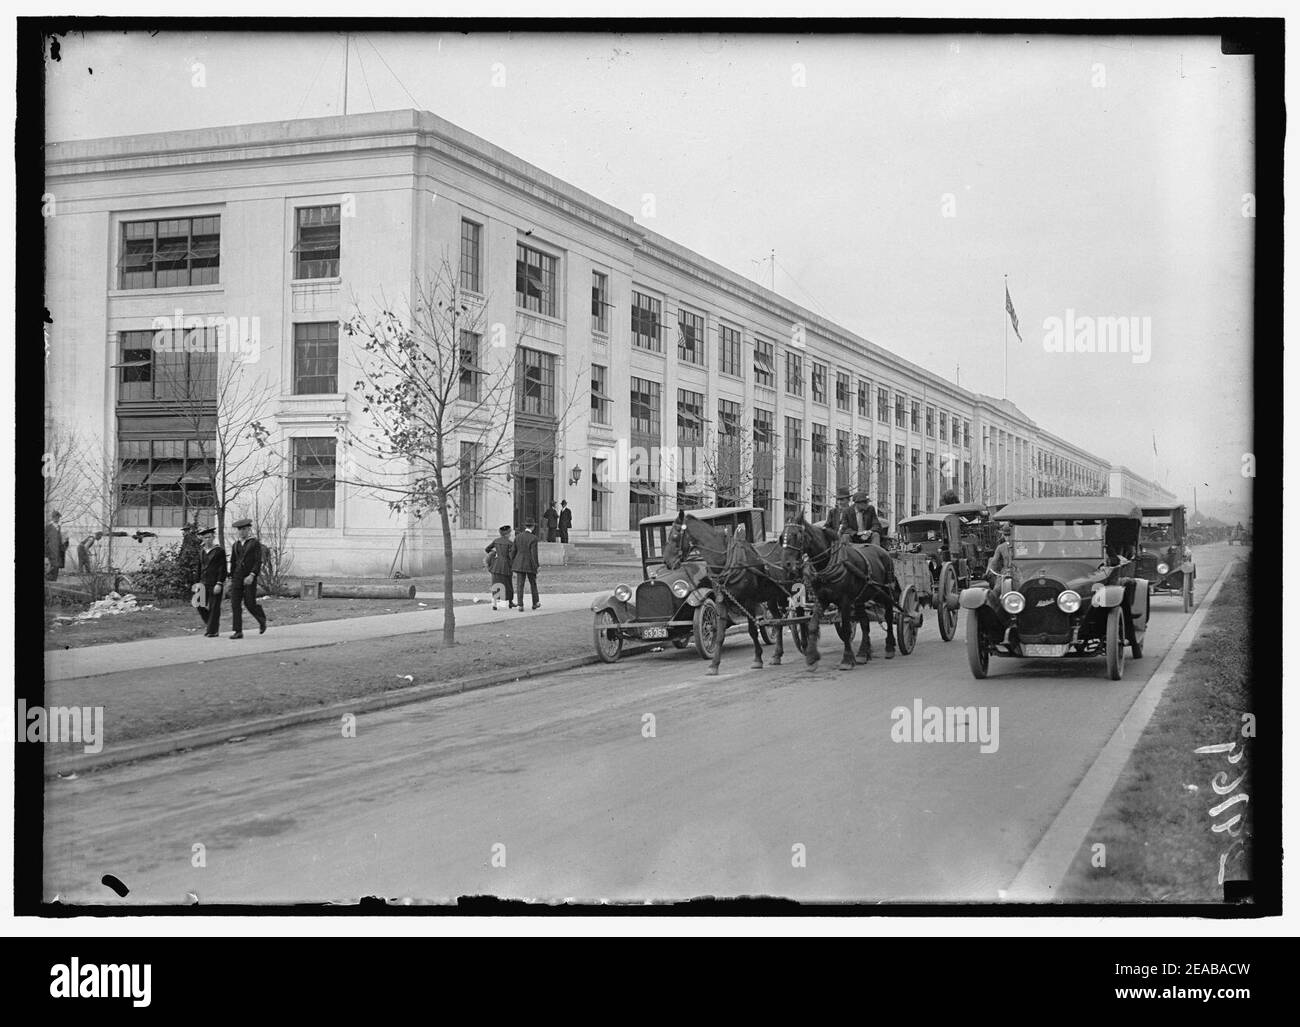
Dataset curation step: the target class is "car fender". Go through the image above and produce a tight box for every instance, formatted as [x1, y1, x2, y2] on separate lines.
[959, 585, 992, 610]
[1127, 577, 1150, 636]
[591, 594, 634, 620]
[1091, 583, 1126, 609]
[685, 587, 713, 607]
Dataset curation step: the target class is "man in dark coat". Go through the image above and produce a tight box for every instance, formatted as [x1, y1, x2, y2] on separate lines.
[558, 500, 572, 544]
[194, 526, 227, 637]
[228, 518, 267, 638]
[45, 511, 64, 581]
[542, 501, 559, 543]
[484, 524, 516, 610]
[512, 521, 541, 611]
[836, 492, 883, 546]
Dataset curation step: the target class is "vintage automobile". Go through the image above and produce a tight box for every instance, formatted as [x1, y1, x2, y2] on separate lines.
[591, 506, 774, 663]
[891, 511, 972, 644]
[959, 497, 1150, 681]
[936, 501, 1001, 577]
[1135, 504, 1196, 612]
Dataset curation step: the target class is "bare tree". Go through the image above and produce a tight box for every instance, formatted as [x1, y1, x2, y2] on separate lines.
[340, 259, 583, 645]
[153, 337, 282, 547]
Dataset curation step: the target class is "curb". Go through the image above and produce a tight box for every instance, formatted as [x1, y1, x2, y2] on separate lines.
[47, 651, 604, 779]
[1002, 555, 1241, 901]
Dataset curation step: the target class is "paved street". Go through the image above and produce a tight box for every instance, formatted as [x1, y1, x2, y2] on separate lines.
[44, 544, 1237, 904]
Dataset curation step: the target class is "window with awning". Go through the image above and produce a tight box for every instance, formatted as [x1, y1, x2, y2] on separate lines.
[118, 215, 221, 289]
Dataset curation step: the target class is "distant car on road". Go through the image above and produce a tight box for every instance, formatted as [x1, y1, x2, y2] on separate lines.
[959, 496, 1150, 681]
[1135, 504, 1196, 612]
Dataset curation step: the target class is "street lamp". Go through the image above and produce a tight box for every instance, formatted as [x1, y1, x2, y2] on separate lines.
[569, 464, 582, 486]
[506, 459, 522, 481]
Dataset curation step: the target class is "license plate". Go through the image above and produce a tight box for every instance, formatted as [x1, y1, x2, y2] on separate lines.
[642, 627, 668, 639]
[1022, 643, 1069, 657]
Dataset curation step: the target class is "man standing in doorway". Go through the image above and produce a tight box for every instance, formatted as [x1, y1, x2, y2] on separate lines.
[512, 520, 541, 611]
[228, 518, 268, 639]
[558, 500, 572, 543]
[543, 500, 559, 543]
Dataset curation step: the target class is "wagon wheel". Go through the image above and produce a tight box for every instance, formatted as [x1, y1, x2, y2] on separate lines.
[895, 585, 918, 655]
[593, 609, 623, 663]
[693, 598, 722, 661]
[1105, 607, 1125, 681]
[937, 563, 958, 643]
[965, 608, 989, 679]
[790, 606, 810, 654]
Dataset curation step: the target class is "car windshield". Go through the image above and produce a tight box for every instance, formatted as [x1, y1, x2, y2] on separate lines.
[1141, 516, 1175, 541]
[643, 525, 669, 562]
[1011, 522, 1105, 561]
[902, 525, 941, 543]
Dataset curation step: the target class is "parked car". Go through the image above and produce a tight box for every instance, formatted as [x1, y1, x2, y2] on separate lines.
[1135, 504, 1196, 612]
[959, 496, 1150, 680]
[591, 506, 771, 663]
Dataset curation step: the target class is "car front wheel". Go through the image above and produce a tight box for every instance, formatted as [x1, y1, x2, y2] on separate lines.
[1105, 607, 1125, 680]
[965, 608, 988, 679]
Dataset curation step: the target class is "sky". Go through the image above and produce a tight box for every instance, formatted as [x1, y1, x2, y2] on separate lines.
[44, 30, 1257, 520]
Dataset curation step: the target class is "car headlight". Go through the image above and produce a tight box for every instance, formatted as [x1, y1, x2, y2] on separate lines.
[1156, 562, 1169, 576]
[1001, 591, 1025, 614]
[671, 580, 690, 599]
[614, 583, 632, 603]
[1057, 590, 1081, 613]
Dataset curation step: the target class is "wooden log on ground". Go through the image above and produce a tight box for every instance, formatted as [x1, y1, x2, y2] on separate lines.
[319, 584, 418, 600]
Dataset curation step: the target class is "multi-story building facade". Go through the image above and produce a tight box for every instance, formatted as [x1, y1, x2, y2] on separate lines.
[44, 109, 1176, 575]
[1108, 466, 1180, 507]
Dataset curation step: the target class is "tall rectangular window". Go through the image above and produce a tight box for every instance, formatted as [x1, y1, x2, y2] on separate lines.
[877, 440, 890, 511]
[910, 448, 921, 517]
[716, 398, 744, 508]
[718, 323, 742, 378]
[858, 379, 870, 417]
[753, 407, 775, 518]
[910, 399, 921, 433]
[294, 206, 340, 280]
[291, 436, 337, 528]
[516, 242, 559, 317]
[939, 411, 948, 443]
[855, 434, 871, 494]
[811, 423, 828, 520]
[591, 457, 610, 531]
[458, 441, 483, 529]
[836, 372, 851, 412]
[590, 364, 611, 425]
[753, 336, 776, 389]
[458, 329, 483, 402]
[678, 308, 706, 366]
[785, 352, 804, 397]
[926, 452, 935, 511]
[460, 219, 482, 293]
[836, 429, 852, 494]
[677, 388, 706, 511]
[877, 386, 890, 424]
[631, 290, 662, 352]
[784, 416, 803, 520]
[926, 405, 935, 438]
[119, 216, 221, 290]
[895, 393, 907, 428]
[630, 376, 662, 440]
[293, 322, 340, 395]
[963, 420, 972, 448]
[591, 271, 609, 334]
[516, 347, 556, 417]
[894, 444, 906, 527]
[811, 362, 828, 404]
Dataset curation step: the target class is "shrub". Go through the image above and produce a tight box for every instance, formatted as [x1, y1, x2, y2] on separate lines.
[131, 520, 202, 600]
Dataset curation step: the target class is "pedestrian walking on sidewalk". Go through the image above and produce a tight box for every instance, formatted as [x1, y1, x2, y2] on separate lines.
[485, 524, 516, 610]
[228, 518, 268, 638]
[512, 521, 541, 611]
[558, 500, 572, 543]
[194, 526, 227, 636]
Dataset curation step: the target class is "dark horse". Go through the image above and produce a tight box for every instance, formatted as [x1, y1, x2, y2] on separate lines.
[666, 511, 815, 676]
[780, 509, 900, 671]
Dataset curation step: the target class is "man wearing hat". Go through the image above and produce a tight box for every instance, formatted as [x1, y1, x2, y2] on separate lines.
[194, 526, 228, 637]
[45, 511, 65, 581]
[228, 518, 267, 638]
[987, 523, 1013, 579]
[837, 491, 883, 546]
[823, 486, 852, 531]
[484, 524, 516, 611]
[511, 520, 541, 611]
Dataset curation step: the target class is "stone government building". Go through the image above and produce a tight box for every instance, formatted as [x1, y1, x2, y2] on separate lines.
[44, 110, 1178, 576]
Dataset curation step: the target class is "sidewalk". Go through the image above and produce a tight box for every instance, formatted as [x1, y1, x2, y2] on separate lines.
[45, 590, 604, 683]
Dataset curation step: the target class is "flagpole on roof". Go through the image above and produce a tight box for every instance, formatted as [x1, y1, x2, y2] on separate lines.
[1003, 274, 1008, 399]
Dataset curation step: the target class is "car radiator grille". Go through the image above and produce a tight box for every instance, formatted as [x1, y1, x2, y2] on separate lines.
[1018, 584, 1070, 638]
[636, 581, 677, 621]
